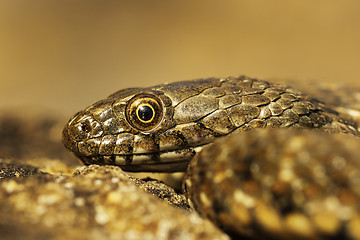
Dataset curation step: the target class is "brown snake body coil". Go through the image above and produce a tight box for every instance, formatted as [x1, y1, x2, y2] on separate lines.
[63, 76, 360, 239]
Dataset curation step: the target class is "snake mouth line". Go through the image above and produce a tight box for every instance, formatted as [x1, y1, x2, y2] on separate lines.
[76, 145, 205, 172]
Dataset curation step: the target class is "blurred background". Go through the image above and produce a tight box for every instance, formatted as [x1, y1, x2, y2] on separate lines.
[0, 0, 359, 117]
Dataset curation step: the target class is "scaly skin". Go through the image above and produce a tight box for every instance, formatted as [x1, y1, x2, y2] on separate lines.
[184, 129, 360, 239]
[62, 76, 360, 239]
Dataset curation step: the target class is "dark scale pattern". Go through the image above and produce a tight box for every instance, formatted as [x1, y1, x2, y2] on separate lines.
[184, 129, 360, 239]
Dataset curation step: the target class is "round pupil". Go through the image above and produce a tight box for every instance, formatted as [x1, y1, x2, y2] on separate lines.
[137, 105, 154, 122]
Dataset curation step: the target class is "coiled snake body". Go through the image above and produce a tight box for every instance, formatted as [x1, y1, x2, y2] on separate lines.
[62, 76, 360, 239]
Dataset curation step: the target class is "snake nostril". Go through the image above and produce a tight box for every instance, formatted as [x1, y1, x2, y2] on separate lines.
[80, 121, 92, 134]
[75, 116, 103, 139]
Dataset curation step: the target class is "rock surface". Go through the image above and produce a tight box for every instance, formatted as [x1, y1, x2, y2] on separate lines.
[0, 111, 229, 240]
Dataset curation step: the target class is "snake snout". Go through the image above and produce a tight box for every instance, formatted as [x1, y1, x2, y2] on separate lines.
[62, 111, 104, 155]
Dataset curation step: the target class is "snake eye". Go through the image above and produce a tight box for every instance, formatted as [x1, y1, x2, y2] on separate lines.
[126, 93, 164, 132]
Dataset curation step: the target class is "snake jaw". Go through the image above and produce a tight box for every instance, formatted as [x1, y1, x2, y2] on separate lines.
[75, 147, 200, 172]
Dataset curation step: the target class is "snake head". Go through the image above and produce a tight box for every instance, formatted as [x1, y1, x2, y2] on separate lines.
[63, 81, 219, 172]
[62, 78, 231, 172]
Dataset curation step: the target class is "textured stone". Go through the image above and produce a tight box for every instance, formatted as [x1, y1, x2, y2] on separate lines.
[0, 164, 228, 240]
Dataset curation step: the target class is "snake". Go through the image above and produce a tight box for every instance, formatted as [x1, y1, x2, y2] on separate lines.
[62, 75, 360, 239]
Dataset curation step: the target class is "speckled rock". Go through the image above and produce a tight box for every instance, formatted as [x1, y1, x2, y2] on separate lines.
[0, 164, 228, 240]
[0, 160, 42, 179]
[128, 174, 189, 210]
